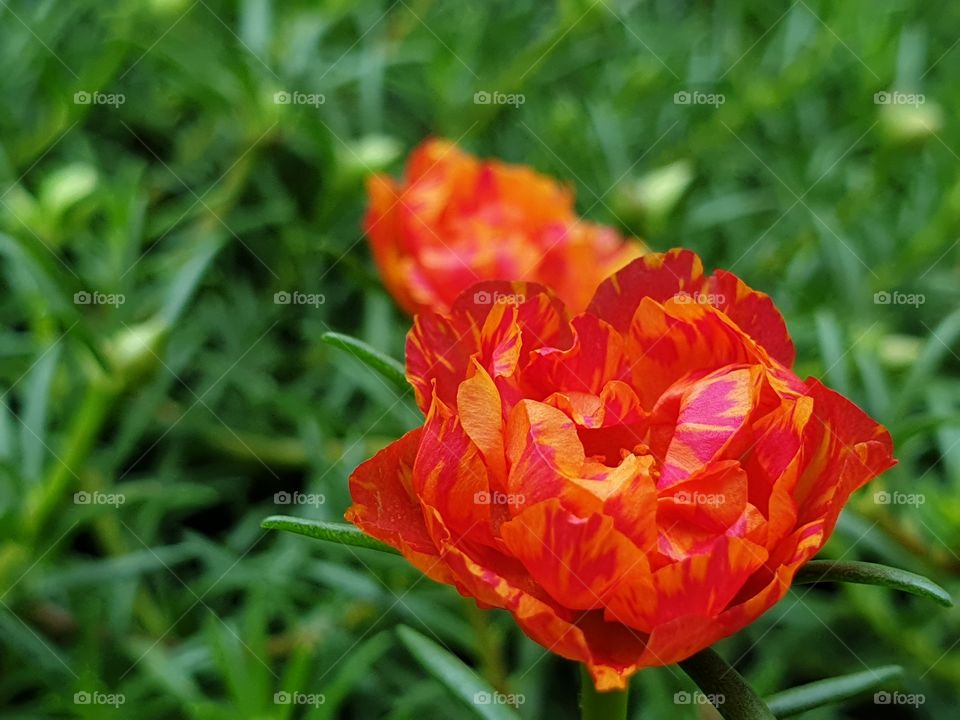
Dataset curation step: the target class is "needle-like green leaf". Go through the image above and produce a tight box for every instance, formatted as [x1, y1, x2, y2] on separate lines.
[321, 331, 408, 392]
[794, 560, 953, 607]
[397, 625, 520, 720]
[261, 516, 399, 554]
[765, 665, 903, 717]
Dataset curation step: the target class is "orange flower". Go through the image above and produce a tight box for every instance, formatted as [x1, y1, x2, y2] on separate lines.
[364, 138, 644, 315]
[346, 249, 894, 690]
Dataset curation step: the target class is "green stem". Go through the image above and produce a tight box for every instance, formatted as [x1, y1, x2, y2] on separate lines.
[580, 665, 628, 720]
[23, 376, 117, 542]
[678, 648, 776, 720]
[465, 601, 508, 695]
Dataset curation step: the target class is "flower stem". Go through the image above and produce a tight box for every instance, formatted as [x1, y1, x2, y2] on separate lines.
[580, 665, 628, 720]
[23, 376, 116, 542]
[678, 648, 776, 720]
[465, 601, 509, 694]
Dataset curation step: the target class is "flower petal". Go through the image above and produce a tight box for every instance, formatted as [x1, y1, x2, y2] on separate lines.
[500, 498, 651, 610]
[419, 510, 651, 690]
[587, 249, 704, 332]
[458, 359, 507, 482]
[607, 535, 768, 631]
[414, 395, 499, 547]
[625, 299, 771, 407]
[793, 379, 896, 533]
[525, 314, 629, 398]
[654, 365, 775, 488]
[405, 282, 570, 411]
[701, 270, 796, 367]
[588, 249, 796, 366]
[345, 429, 458, 584]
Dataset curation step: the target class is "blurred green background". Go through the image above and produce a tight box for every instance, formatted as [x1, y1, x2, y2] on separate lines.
[1, 0, 958, 717]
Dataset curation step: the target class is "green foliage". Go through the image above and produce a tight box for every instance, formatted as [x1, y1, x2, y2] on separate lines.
[1, 0, 959, 718]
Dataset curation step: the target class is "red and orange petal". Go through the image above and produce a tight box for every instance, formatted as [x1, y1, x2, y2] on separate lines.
[500, 498, 650, 611]
[624, 298, 771, 408]
[344, 428, 455, 582]
[534, 221, 645, 314]
[652, 365, 776, 488]
[405, 281, 570, 412]
[588, 249, 796, 367]
[792, 378, 895, 533]
[524, 314, 629, 399]
[481, 161, 575, 228]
